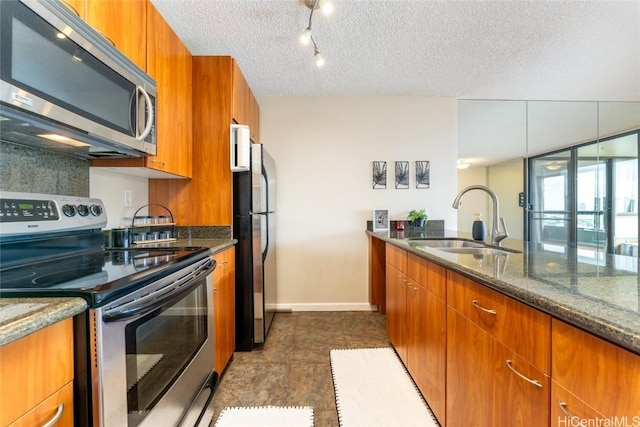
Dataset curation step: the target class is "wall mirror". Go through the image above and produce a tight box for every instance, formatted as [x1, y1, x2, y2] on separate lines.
[458, 100, 640, 256]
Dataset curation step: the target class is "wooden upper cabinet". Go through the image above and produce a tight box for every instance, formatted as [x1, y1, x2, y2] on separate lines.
[90, 1, 193, 179]
[144, 2, 192, 177]
[232, 61, 260, 142]
[85, 0, 147, 71]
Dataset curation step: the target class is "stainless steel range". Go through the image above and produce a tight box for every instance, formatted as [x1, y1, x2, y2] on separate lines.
[0, 191, 217, 427]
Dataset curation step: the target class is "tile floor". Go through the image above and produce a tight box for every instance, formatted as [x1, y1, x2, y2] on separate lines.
[210, 311, 390, 426]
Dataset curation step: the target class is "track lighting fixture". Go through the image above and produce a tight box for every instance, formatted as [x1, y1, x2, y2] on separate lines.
[299, 0, 333, 68]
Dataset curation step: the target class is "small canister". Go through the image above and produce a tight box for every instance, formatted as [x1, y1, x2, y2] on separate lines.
[110, 227, 131, 248]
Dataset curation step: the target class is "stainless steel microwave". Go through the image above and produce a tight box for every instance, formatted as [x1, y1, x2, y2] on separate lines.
[0, 0, 156, 158]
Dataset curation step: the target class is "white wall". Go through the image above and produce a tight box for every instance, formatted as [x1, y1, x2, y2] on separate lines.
[259, 96, 458, 311]
[89, 168, 149, 229]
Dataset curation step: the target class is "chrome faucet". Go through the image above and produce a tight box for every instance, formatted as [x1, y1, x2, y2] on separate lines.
[452, 185, 509, 246]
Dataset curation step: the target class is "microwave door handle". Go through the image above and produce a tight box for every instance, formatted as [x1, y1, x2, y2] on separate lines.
[136, 85, 154, 141]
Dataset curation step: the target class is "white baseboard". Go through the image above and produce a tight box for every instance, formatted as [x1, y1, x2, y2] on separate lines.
[274, 303, 376, 312]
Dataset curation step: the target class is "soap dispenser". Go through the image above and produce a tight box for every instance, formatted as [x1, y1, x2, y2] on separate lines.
[472, 213, 486, 241]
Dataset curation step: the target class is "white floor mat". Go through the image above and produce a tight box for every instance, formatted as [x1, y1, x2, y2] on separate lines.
[330, 348, 439, 427]
[214, 406, 314, 427]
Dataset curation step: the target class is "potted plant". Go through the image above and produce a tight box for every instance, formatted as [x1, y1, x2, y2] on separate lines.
[407, 209, 428, 227]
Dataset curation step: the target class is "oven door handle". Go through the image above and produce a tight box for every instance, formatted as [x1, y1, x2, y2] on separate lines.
[102, 259, 215, 322]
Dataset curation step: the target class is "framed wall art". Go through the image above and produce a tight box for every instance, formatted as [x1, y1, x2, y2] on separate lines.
[395, 161, 409, 189]
[373, 209, 389, 232]
[372, 161, 387, 189]
[416, 161, 430, 189]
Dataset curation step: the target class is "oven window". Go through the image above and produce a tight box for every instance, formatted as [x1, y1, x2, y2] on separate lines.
[124, 281, 208, 426]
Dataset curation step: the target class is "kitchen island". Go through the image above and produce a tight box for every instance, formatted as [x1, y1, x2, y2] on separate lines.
[368, 229, 639, 354]
[369, 228, 639, 426]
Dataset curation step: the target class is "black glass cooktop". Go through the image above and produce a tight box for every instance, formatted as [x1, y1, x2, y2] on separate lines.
[0, 247, 211, 307]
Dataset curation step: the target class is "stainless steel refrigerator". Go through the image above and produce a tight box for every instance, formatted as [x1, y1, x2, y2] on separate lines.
[233, 143, 277, 350]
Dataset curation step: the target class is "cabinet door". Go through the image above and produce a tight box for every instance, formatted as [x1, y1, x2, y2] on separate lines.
[85, 0, 147, 71]
[447, 308, 549, 427]
[552, 319, 640, 419]
[0, 319, 74, 426]
[146, 2, 192, 178]
[249, 89, 260, 142]
[213, 248, 236, 374]
[551, 381, 604, 427]
[232, 61, 251, 127]
[407, 284, 446, 425]
[385, 263, 405, 358]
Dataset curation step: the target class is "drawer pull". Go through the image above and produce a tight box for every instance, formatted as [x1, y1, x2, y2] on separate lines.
[505, 359, 542, 388]
[557, 400, 579, 419]
[42, 403, 64, 427]
[471, 300, 497, 315]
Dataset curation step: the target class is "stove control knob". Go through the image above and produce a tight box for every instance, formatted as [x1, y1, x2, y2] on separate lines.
[77, 204, 89, 217]
[89, 204, 103, 216]
[62, 204, 77, 217]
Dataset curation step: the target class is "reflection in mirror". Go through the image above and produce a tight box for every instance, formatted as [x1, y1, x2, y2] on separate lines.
[458, 100, 639, 255]
[527, 132, 638, 261]
[457, 100, 527, 235]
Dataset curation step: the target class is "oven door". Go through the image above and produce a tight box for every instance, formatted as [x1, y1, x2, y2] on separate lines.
[91, 257, 215, 427]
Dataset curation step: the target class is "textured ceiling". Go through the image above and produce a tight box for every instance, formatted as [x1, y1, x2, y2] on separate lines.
[151, 0, 640, 101]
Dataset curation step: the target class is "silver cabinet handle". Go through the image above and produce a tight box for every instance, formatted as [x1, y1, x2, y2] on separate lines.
[472, 299, 497, 315]
[557, 400, 579, 419]
[505, 359, 542, 388]
[42, 403, 64, 427]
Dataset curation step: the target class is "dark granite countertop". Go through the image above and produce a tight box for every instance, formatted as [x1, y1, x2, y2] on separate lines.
[368, 229, 640, 355]
[0, 297, 87, 346]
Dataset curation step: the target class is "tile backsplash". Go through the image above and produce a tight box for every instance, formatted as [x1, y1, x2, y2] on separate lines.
[0, 142, 89, 196]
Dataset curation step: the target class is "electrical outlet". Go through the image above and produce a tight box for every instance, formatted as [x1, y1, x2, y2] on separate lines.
[124, 189, 132, 207]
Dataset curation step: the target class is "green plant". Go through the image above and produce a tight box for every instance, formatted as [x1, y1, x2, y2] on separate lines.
[407, 209, 428, 222]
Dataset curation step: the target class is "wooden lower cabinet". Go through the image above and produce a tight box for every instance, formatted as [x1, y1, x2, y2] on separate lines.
[375, 238, 640, 427]
[550, 381, 605, 427]
[551, 319, 640, 421]
[447, 307, 550, 427]
[386, 244, 446, 425]
[212, 247, 236, 374]
[8, 382, 74, 427]
[0, 318, 74, 427]
[407, 282, 446, 425]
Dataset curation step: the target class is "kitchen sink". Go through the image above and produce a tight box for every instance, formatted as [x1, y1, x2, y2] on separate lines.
[433, 247, 514, 256]
[408, 238, 485, 248]
[408, 238, 521, 256]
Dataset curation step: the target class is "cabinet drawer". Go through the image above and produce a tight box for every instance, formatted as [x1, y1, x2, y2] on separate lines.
[9, 381, 74, 427]
[552, 319, 640, 418]
[212, 247, 235, 280]
[0, 318, 74, 426]
[448, 271, 550, 373]
[386, 243, 407, 273]
[551, 381, 604, 427]
[406, 253, 446, 301]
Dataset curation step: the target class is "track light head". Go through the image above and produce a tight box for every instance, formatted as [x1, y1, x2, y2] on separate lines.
[299, 27, 312, 45]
